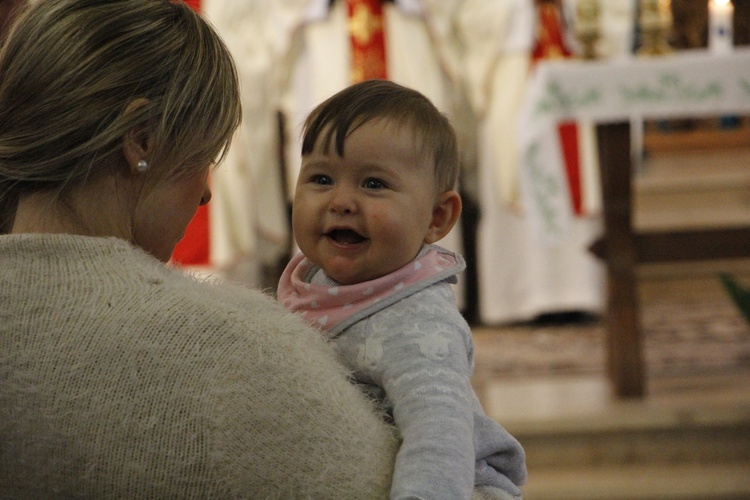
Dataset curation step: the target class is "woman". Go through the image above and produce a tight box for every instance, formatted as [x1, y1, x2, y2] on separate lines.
[0, 1, 398, 496]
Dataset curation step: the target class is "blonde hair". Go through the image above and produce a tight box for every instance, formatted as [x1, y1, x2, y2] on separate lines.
[0, 0, 241, 233]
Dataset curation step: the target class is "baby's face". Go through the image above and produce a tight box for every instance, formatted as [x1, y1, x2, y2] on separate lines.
[292, 118, 440, 285]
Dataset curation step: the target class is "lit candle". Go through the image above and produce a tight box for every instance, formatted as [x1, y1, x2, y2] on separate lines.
[708, 0, 734, 54]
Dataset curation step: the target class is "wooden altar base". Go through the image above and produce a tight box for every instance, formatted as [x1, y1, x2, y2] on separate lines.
[591, 122, 750, 398]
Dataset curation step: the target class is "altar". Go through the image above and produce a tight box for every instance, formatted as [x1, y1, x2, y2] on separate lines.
[519, 48, 750, 397]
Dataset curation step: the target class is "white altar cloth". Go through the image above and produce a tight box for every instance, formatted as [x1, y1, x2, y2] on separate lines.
[519, 48, 750, 243]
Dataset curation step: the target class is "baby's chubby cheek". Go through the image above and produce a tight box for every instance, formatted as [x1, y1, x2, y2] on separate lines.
[368, 208, 387, 225]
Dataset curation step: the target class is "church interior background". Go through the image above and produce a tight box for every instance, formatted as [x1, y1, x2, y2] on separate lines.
[170, 0, 750, 328]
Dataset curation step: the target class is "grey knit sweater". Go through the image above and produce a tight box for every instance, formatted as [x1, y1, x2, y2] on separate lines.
[0, 234, 399, 498]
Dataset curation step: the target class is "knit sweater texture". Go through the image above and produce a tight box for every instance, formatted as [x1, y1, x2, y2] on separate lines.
[0, 234, 400, 498]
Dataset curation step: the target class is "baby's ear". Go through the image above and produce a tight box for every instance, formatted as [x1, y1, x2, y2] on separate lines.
[424, 190, 462, 244]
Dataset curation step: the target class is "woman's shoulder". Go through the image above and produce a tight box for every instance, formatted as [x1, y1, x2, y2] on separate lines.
[124, 255, 318, 353]
[2, 236, 397, 497]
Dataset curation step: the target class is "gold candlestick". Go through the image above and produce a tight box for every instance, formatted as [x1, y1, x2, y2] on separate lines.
[637, 0, 673, 56]
[575, 0, 601, 59]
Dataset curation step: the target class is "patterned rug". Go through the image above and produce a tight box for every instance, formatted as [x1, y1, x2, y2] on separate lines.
[472, 292, 750, 379]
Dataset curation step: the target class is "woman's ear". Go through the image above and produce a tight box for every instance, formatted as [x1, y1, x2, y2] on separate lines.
[121, 98, 153, 175]
[424, 190, 462, 244]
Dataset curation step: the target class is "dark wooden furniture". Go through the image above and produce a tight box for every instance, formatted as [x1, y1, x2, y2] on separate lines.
[591, 123, 750, 397]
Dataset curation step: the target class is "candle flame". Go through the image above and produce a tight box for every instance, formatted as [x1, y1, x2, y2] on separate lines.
[714, 0, 731, 6]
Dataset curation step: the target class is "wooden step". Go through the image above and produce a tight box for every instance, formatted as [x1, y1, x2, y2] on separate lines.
[480, 373, 750, 499]
[477, 373, 750, 468]
[634, 148, 750, 231]
[522, 462, 750, 500]
[515, 404, 750, 469]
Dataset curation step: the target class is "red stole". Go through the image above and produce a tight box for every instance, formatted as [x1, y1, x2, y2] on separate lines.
[347, 0, 388, 82]
[532, 1, 584, 216]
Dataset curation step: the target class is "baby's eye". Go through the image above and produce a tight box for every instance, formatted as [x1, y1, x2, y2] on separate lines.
[311, 174, 333, 185]
[362, 178, 386, 190]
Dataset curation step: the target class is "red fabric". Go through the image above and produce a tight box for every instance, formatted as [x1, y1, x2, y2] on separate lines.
[171, 0, 211, 266]
[182, 0, 201, 12]
[531, 2, 583, 216]
[532, 2, 571, 60]
[557, 121, 581, 215]
[172, 203, 210, 265]
[347, 0, 388, 82]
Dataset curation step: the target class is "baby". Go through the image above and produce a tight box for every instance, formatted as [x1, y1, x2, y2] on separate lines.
[277, 79, 526, 500]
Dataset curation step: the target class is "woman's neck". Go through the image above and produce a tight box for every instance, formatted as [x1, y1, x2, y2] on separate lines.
[12, 179, 131, 239]
[12, 190, 88, 235]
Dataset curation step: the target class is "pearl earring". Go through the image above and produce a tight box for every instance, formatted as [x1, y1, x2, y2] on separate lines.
[135, 159, 149, 173]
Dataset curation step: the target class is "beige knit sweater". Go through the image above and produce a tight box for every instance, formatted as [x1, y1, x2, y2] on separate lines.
[0, 234, 399, 498]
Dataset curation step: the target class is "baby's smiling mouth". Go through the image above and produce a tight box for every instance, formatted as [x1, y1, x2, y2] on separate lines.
[327, 229, 366, 245]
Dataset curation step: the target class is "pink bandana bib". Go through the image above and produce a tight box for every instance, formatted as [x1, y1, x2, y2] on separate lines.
[277, 245, 462, 337]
